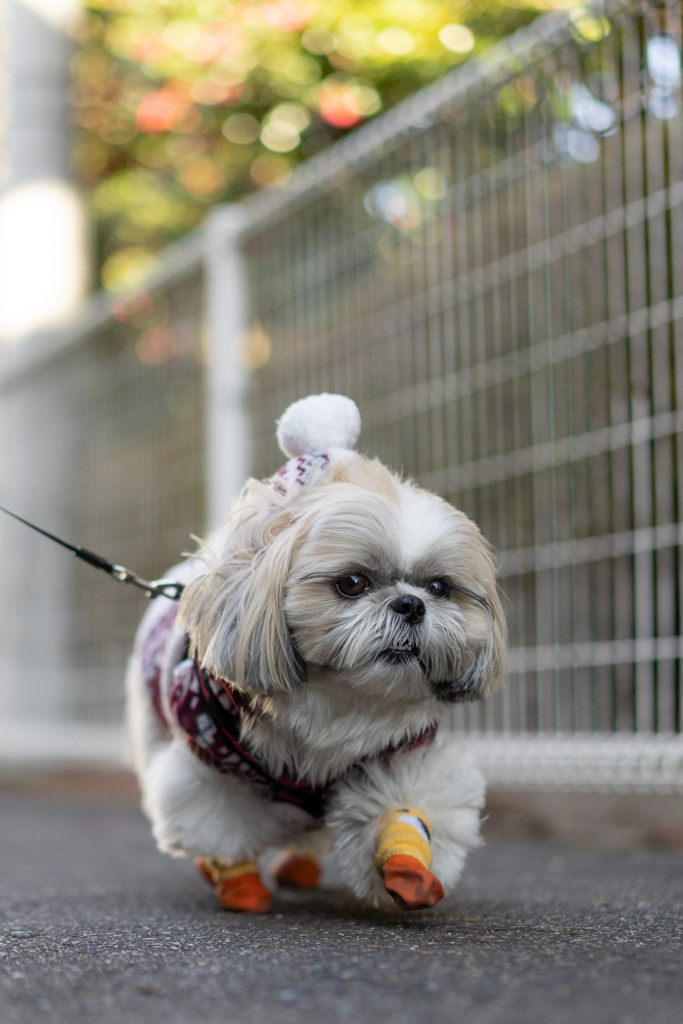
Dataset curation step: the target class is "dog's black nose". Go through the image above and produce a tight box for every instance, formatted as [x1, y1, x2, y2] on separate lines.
[389, 594, 426, 624]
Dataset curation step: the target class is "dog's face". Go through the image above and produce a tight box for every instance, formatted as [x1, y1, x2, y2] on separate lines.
[180, 456, 506, 704]
[283, 462, 505, 703]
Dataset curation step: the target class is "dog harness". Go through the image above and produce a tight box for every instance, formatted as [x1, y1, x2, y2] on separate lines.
[140, 602, 437, 820]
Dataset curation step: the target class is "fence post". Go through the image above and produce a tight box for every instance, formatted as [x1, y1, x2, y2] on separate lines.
[205, 206, 250, 532]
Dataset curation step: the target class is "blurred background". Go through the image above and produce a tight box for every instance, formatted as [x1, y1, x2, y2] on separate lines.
[1, 0, 683, 845]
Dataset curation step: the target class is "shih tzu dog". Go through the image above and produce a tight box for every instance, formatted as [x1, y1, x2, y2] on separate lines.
[126, 394, 506, 913]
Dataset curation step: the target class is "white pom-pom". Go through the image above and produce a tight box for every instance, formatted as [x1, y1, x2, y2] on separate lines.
[276, 393, 361, 458]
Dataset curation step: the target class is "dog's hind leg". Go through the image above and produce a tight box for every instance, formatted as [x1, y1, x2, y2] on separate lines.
[138, 740, 303, 912]
[269, 828, 331, 889]
[141, 740, 289, 859]
[271, 853, 321, 889]
[195, 856, 272, 913]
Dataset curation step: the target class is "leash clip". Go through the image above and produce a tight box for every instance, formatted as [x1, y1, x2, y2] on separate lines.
[111, 565, 185, 601]
[149, 578, 186, 601]
[0, 504, 185, 602]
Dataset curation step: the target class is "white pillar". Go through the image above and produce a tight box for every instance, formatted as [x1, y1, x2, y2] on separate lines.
[0, 0, 88, 342]
[0, 0, 92, 761]
[205, 206, 251, 532]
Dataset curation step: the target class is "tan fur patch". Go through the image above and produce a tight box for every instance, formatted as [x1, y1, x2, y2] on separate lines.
[327, 454, 402, 502]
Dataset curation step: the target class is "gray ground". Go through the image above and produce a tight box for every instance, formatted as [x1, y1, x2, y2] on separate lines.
[0, 793, 681, 1024]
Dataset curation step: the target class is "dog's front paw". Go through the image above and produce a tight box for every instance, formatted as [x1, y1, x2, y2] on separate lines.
[381, 854, 444, 911]
[375, 808, 444, 910]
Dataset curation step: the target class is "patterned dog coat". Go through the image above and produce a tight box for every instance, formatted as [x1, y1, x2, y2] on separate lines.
[139, 600, 436, 821]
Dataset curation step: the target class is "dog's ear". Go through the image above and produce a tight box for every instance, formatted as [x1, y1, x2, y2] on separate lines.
[179, 506, 306, 694]
[436, 572, 507, 704]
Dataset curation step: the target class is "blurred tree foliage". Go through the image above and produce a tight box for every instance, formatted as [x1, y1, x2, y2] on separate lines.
[72, 0, 566, 289]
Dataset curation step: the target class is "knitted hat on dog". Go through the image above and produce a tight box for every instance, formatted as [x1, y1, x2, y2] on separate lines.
[270, 393, 361, 497]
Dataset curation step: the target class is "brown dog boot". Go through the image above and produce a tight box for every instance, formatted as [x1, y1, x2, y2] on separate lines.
[381, 854, 444, 911]
[273, 853, 321, 889]
[375, 808, 445, 911]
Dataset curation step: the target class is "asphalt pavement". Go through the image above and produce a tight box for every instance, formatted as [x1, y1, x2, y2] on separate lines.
[0, 791, 681, 1024]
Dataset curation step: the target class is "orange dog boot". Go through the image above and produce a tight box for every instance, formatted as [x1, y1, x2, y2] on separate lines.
[273, 853, 321, 889]
[381, 854, 444, 910]
[194, 858, 272, 913]
[216, 872, 272, 913]
[375, 807, 445, 911]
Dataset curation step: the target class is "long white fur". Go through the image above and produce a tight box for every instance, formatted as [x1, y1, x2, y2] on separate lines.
[125, 447, 506, 904]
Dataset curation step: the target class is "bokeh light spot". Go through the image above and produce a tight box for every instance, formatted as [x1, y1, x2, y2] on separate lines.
[136, 89, 190, 133]
[136, 326, 174, 365]
[378, 27, 415, 56]
[438, 24, 475, 54]
[180, 160, 226, 197]
[222, 113, 261, 144]
[414, 166, 447, 200]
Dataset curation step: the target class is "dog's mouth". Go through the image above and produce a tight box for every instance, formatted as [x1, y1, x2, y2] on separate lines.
[379, 644, 420, 664]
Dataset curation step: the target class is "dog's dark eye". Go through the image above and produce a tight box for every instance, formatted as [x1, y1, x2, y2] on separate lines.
[336, 574, 370, 598]
[427, 579, 450, 598]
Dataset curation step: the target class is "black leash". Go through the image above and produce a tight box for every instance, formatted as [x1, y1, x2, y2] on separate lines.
[0, 504, 185, 601]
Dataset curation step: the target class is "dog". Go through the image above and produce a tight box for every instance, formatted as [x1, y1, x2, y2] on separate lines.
[126, 393, 506, 913]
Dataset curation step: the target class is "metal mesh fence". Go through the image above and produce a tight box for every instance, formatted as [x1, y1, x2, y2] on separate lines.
[0, 260, 205, 726]
[3, 0, 683, 782]
[241, 0, 683, 739]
